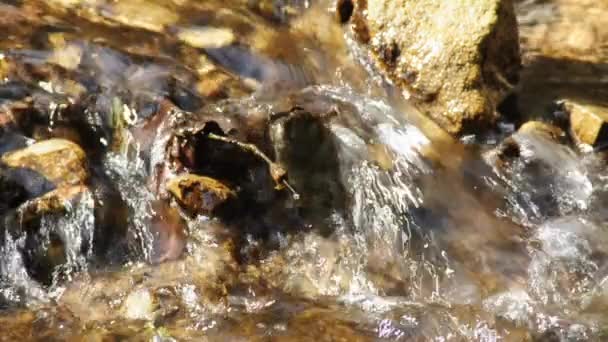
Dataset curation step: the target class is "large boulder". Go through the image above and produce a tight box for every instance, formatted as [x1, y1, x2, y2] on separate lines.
[344, 0, 521, 135]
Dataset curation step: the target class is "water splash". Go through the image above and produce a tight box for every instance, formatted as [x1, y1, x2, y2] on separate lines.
[0, 230, 48, 306]
[103, 151, 155, 262]
[40, 191, 95, 286]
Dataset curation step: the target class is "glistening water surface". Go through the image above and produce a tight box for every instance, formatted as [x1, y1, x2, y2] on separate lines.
[1, 0, 608, 340]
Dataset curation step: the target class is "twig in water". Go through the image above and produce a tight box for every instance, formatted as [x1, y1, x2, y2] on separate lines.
[206, 132, 300, 200]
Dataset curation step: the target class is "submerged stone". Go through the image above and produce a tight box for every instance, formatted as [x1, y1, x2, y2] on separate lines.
[121, 288, 156, 321]
[107, 0, 178, 33]
[484, 128, 592, 222]
[17, 185, 88, 223]
[177, 26, 236, 49]
[347, 0, 521, 135]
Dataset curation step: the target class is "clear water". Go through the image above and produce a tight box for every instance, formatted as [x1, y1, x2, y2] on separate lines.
[0, 0, 607, 340]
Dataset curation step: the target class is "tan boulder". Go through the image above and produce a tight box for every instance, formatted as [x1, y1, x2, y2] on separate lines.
[1, 139, 88, 187]
[345, 0, 521, 135]
[562, 100, 608, 148]
[518, 121, 565, 142]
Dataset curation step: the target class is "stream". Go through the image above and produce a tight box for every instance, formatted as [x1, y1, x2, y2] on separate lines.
[1, 0, 608, 340]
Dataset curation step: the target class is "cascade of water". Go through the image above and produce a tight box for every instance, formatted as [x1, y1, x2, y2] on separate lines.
[103, 151, 156, 262]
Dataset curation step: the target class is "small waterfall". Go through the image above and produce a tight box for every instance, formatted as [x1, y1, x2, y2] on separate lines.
[39, 191, 95, 286]
[0, 190, 95, 306]
[103, 151, 156, 262]
[0, 230, 48, 306]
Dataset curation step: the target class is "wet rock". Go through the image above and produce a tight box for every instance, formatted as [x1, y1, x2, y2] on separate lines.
[0, 132, 32, 155]
[31, 124, 83, 146]
[196, 69, 252, 100]
[518, 121, 565, 142]
[12, 184, 94, 285]
[177, 27, 236, 49]
[104, 0, 178, 33]
[347, 0, 521, 135]
[58, 226, 239, 326]
[156, 110, 292, 204]
[483, 129, 591, 222]
[247, 0, 304, 23]
[561, 100, 608, 148]
[166, 174, 235, 216]
[1, 138, 88, 187]
[281, 308, 372, 341]
[0, 166, 56, 214]
[17, 185, 88, 223]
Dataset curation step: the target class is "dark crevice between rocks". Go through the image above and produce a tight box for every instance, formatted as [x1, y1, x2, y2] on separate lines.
[336, 0, 354, 24]
[497, 92, 522, 127]
[269, 108, 346, 238]
[378, 42, 401, 68]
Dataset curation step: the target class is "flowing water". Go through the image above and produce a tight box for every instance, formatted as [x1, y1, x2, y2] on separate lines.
[1, 0, 608, 340]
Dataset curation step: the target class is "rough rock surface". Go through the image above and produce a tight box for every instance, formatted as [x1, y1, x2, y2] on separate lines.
[17, 185, 88, 223]
[563, 100, 608, 148]
[1, 139, 88, 187]
[346, 0, 521, 135]
[518, 120, 565, 142]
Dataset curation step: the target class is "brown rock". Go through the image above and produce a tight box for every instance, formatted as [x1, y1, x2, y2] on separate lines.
[17, 185, 88, 223]
[1, 139, 88, 187]
[563, 100, 608, 148]
[518, 121, 565, 141]
[348, 0, 521, 135]
[166, 174, 235, 215]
